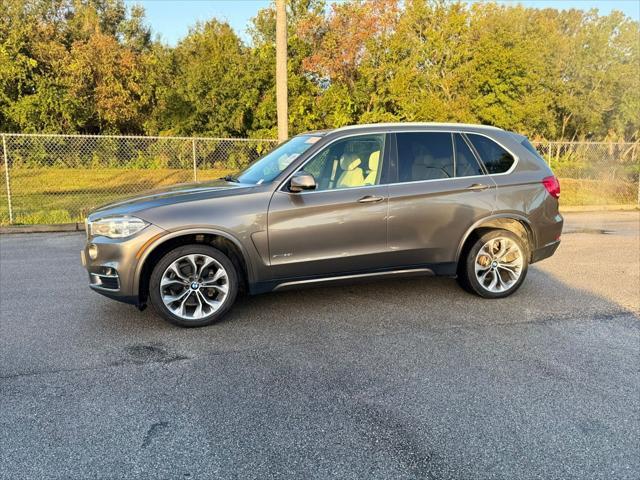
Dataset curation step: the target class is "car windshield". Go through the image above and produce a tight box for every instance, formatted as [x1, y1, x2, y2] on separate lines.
[235, 135, 321, 185]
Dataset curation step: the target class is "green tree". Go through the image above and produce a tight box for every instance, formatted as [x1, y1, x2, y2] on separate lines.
[1, 0, 638, 140]
[377, 0, 475, 123]
[148, 20, 257, 136]
[0, 0, 154, 133]
[248, 0, 325, 136]
[548, 9, 640, 140]
[464, 3, 557, 137]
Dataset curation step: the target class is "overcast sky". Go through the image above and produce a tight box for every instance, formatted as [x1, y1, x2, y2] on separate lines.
[123, 0, 640, 46]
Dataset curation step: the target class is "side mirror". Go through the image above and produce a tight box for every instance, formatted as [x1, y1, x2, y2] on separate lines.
[289, 172, 316, 193]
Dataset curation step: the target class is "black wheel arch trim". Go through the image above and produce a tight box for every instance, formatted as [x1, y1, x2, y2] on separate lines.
[455, 213, 536, 263]
[133, 227, 255, 297]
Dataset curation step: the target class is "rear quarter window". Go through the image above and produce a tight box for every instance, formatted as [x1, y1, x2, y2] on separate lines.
[467, 134, 515, 174]
[519, 137, 547, 163]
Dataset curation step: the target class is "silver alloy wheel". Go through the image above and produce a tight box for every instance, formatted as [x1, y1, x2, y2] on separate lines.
[160, 254, 229, 320]
[474, 237, 523, 293]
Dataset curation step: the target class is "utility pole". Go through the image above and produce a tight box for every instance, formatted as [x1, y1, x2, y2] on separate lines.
[276, 0, 288, 142]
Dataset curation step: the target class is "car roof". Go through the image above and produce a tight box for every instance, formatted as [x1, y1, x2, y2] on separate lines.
[338, 122, 502, 131]
[298, 123, 504, 137]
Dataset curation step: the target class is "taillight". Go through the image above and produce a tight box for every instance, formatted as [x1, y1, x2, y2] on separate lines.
[542, 175, 560, 199]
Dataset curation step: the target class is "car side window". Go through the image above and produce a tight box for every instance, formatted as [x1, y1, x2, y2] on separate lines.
[396, 132, 454, 182]
[298, 134, 385, 191]
[467, 134, 515, 174]
[454, 134, 484, 177]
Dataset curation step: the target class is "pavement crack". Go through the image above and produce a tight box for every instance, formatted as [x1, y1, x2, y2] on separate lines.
[0, 354, 191, 381]
[141, 421, 169, 449]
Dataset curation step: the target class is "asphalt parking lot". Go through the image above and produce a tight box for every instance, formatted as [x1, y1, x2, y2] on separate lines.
[1, 211, 639, 479]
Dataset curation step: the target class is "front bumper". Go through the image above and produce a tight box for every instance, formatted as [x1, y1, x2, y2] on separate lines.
[81, 224, 166, 305]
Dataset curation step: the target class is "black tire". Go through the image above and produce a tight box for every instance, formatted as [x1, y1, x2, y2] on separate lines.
[458, 229, 529, 299]
[149, 244, 238, 327]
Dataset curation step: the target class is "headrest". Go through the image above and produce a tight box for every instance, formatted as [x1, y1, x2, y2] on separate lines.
[368, 151, 380, 171]
[339, 153, 362, 171]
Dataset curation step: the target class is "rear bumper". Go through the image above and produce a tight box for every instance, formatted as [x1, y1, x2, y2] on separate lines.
[531, 239, 560, 264]
[530, 205, 563, 263]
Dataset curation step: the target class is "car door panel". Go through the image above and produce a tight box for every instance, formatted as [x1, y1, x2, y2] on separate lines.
[267, 186, 389, 278]
[388, 178, 496, 265]
[267, 133, 391, 279]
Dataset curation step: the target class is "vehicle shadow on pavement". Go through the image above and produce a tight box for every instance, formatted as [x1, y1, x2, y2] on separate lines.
[96, 262, 637, 339]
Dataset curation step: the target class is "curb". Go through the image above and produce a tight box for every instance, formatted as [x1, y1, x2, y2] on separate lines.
[560, 205, 639, 213]
[0, 223, 85, 234]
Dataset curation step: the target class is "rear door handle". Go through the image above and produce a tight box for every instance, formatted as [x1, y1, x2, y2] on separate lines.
[466, 183, 490, 191]
[358, 195, 385, 203]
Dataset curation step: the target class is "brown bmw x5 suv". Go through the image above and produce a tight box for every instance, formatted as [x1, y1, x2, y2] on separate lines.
[82, 123, 563, 327]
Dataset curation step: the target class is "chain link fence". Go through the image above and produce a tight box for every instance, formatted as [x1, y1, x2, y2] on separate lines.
[0, 133, 277, 225]
[534, 141, 639, 208]
[0, 133, 638, 225]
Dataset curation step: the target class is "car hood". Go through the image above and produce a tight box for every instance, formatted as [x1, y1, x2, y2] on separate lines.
[88, 179, 252, 220]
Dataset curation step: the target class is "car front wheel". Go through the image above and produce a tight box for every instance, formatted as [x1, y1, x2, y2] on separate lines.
[459, 229, 529, 298]
[149, 245, 238, 327]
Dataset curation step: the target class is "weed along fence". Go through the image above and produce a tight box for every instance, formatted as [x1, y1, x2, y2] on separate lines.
[0, 133, 638, 226]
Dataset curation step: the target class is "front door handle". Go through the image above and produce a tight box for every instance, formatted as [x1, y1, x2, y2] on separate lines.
[358, 195, 385, 204]
[466, 183, 489, 191]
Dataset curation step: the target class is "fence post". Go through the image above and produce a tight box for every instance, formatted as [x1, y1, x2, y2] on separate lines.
[2, 134, 14, 224]
[192, 138, 198, 182]
[635, 143, 640, 207]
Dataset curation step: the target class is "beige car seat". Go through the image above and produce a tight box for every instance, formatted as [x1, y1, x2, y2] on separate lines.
[336, 153, 365, 188]
[364, 151, 380, 185]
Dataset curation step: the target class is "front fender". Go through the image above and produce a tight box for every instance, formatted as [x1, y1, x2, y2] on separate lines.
[132, 226, 256, 298]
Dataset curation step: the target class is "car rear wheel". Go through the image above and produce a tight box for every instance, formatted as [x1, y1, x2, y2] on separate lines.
[459, 229, 528, 298]
[149, 245, 238, 327]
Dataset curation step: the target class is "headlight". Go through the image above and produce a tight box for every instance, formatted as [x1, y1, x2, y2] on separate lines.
[89, 216, 148, 239]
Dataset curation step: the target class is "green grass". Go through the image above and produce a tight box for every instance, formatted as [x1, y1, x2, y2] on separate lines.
[0, 168, 637, 225]
[559, 178, 638, 206]
[0, 167, 233, 225]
